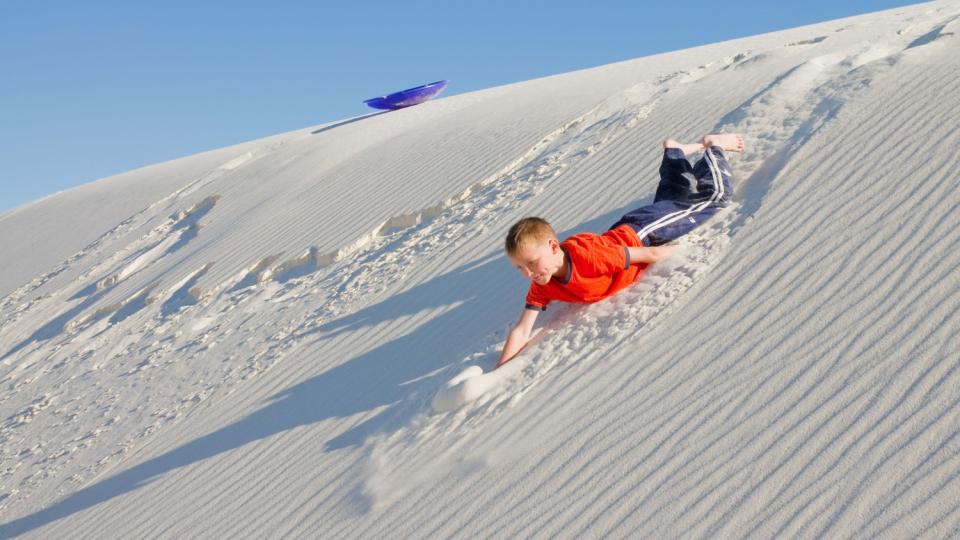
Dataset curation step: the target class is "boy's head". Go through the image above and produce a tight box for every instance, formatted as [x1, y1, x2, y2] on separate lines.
[505, 217, 565, 285]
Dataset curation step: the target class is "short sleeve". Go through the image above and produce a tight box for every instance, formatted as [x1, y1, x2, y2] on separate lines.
[566, 236, 629, 277]
[525, 283, 550, 311]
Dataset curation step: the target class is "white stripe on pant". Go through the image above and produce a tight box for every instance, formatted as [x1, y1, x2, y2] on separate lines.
[635, 149, 726, 241]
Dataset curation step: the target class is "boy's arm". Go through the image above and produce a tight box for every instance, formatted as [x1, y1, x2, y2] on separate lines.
[495, 308, 540, 368]
[627, 244, 677, 265]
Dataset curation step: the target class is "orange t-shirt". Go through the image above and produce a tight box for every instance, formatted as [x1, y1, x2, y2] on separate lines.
[525, 224, 647, 311]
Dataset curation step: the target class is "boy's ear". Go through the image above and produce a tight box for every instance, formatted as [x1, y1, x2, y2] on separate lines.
[549, 238, 560, 251]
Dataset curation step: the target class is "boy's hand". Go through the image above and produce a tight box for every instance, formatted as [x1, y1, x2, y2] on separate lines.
[496, 308, 540, 368]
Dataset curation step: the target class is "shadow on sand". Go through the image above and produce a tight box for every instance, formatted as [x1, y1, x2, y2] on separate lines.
[310, 111, 388, 135]
[0, 207, 638, 536]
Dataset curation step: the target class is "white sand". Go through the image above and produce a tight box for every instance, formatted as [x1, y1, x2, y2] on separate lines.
[2, 2, 959, 537]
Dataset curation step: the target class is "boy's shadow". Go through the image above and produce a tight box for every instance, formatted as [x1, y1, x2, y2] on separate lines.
[0, 207, 638, 536]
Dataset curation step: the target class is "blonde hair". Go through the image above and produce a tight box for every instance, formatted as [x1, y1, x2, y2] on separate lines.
[505, 217, 556, 256]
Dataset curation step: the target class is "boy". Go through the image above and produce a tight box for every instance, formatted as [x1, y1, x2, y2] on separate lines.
[496, 133, 744, 368]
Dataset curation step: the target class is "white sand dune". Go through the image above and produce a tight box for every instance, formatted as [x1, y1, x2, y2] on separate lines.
[2, 2, 960, 537]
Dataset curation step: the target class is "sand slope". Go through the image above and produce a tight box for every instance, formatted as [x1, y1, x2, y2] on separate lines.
[2, 1, 959, 537]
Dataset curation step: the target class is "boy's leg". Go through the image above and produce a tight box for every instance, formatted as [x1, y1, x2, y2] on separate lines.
[653, 139, 701, 203]
[688, 146, 733, 205]
[613, 142, 736, 246]
[612, 199, 693, 246]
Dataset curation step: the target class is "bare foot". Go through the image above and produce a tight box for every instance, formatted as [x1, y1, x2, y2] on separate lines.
[662, 138, 705, 156]
[701, 133, 745, 153]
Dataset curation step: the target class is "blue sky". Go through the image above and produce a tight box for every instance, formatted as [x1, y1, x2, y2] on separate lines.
[0, 0, 926, 213]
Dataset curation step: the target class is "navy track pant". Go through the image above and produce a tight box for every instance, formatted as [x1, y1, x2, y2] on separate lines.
[612, 146, 734, 246]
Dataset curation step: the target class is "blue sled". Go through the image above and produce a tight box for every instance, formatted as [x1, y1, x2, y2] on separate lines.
[364, 80, 448, 110]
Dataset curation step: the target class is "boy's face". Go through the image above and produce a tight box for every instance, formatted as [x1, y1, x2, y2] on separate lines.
[508, 238, 565, 285]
